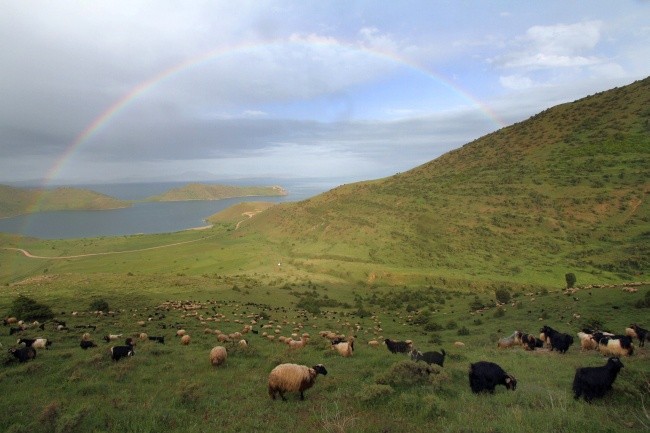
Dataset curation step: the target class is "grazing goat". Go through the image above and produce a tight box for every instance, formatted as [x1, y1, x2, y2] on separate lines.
[110, 341, 134, 361]
[627, 324, 648, 347]
[469, 361, 517, 394]
[410, 348, 446, 367]
[540, 325, 573, 353]
[573, 357, 624, 402]
[9, 346, 37, 362]
[384, 338, 412, 354]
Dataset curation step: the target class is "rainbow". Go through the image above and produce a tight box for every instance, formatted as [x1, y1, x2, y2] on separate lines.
[42, 38, 505, 188]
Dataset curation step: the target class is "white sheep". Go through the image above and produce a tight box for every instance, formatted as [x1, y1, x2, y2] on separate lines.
[268, 363, 328, 401]
[332, 338, 354, 357]
[577, 331, 598, 351]
[209, 346, 227, 367]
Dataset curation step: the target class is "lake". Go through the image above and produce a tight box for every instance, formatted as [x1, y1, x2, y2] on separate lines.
[0, 179, 337, 239]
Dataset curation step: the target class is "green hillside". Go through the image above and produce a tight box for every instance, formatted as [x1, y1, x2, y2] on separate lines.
[0, 185, 131, 218]
[235, 77, 650, 288]
[146, 183, 287, 201]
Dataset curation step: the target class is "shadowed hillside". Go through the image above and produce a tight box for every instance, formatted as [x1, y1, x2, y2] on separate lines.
[236, 77, 650, 287]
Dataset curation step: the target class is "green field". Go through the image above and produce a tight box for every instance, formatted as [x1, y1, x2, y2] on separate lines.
[0, 78, 648, 432]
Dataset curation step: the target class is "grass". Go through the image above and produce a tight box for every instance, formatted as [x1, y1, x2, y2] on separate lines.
[0, 278, 648, 433]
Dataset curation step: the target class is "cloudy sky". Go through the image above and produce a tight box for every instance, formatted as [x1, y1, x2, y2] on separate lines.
[1, 1, 649, 187]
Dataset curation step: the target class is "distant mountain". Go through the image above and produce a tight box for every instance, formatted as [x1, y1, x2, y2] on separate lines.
[0, 185, 130, 218]
[145, 183, 287, 202]
[236, 77, 650, 286]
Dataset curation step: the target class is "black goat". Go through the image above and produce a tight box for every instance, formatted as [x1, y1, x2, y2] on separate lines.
[80, 340, 97, 349]
[469, 361, 517, 394]
[147, 335, 165, 344]
[540, 325, 573, 353]
[573, 357, 624, 402]
[629, 324, 648, 347]
[410, 348, 446, 367]
[9, 346, 37, 362]
[384, 338, 412, 354]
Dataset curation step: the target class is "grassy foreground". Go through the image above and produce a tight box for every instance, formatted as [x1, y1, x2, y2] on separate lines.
[0, 265, 648, 433]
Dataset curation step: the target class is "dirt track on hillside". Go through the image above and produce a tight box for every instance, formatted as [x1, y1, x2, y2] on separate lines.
[3, 234, 216, 260]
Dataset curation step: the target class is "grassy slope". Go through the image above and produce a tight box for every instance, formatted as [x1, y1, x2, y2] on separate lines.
[0, 186, 131, 218]
[146, 183, 287, 201]
[237, 77, 650, 288]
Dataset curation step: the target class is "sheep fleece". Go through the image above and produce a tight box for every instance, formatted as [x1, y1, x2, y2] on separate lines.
[268, 364, 319, 394]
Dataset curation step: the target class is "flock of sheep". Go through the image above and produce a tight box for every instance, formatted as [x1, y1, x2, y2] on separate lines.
[3, 299, 648, 403]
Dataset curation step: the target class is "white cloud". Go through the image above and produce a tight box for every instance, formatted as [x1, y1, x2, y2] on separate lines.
[492, 21, 604, 70]
[499, 75, 534, 90]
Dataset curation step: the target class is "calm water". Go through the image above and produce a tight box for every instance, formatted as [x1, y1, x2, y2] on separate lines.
[0, 179, 337, 239]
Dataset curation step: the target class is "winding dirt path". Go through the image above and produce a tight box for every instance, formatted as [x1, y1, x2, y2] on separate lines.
[235, 211, 260, 230]
[2, 234, 216, 260]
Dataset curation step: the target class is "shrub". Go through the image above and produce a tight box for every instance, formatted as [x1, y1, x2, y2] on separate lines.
[89, 298, 109, 312]
[356, 384, 394, 402]
[565, 273, 577, 288]
[495, 288, 511, 304]
[375, 360, 438, 387]
[9, 295, 54, 321]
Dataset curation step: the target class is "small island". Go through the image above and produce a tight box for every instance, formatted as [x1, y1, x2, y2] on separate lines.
[145, 183, 287, 202]
[0, 183, 287, 218]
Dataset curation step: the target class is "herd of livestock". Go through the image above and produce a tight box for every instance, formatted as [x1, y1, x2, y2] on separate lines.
[2, 299, 648, 403]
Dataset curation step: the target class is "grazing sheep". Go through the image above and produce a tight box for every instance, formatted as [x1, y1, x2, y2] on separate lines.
[9, 346, 36, 362]
[332, 339, 354, 357]
[268, 363, 328, 401]
[410, 348, 446, 367]
[577, 332, 598, 351]
[286, 335, 308, 349]
[103, 334, 122, 343]
[573, 357, 624, 402]
[384, 338, 412, 354]
[469, 361, 517, 394]
[540, 325, 573, 353]
[180, 335, 191, 345]
[209, 346, 227, 367]
[368, 340, 380, 348]
[3, 317, 18, 325]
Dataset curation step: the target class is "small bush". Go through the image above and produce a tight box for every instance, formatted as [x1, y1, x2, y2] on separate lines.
[356, 384, 394, 402]
[495, 288, 511, 304]
[565, 273, 577, 288]
[9, 295, 54, 321]
[375, 360, 438, 387]
[89, 298, 109, 312]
